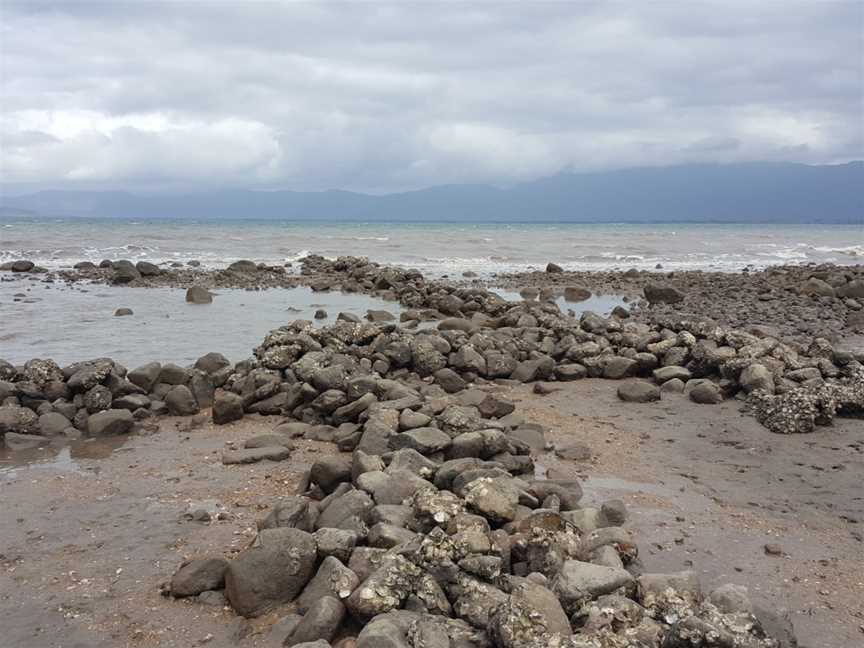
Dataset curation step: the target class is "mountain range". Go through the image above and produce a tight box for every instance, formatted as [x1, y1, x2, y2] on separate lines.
[1, 162, 861, 223]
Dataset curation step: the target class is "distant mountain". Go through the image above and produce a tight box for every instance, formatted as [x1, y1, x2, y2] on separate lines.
[1, 162, 861, 223]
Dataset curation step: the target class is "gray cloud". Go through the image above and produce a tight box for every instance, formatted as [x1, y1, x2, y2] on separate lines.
[1, 1, 862, 193]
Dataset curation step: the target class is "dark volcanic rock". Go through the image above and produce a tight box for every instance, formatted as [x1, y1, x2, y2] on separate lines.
[225, 528, 317, 618]
[644, 283, 684, 304]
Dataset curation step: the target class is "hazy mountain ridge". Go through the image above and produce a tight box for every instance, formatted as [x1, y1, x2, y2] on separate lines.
[1, 162, 861, 223]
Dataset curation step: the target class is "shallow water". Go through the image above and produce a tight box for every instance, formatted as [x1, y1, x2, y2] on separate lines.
[0, 280, 404, 366]
[491, 288, 627, 316]
[0, 435, 130, 475]
[2, 218, 862, 275]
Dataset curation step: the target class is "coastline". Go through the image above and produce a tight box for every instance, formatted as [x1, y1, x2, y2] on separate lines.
[2, 254, 863, 647]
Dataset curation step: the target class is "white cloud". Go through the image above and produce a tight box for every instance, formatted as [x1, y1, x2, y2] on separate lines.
[0, 1, 861, 192]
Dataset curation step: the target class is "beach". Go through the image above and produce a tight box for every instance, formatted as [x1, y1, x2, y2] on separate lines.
[1, 253, 863, 648]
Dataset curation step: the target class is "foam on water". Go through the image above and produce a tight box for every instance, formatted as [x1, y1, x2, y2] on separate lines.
[0, 219, 861, 277]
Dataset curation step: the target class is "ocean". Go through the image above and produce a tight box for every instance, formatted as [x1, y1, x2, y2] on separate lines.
[1, 219, 862, 276]
[1, 219, 861, 366]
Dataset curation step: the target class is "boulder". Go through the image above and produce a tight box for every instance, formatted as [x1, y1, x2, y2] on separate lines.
[170, 558, 229, 597]
[165, 385, 199, 415]
[128, 362, 162, 392]
[213, 389, 244, 424]
[186, 286, 214, 304]
[225, 528, 317, 617]
[38, 412, 72, 436]
[552, 560, 635, 609]
[87, 409, 134, 436]
[563, 286, 591, 302]
[0, 404, 40, 436]
[689, 381, 724, 404]
[617, 381, 660, 403]
[112, 265, 140, 283]
[800, 277, 835, 297]
[10, 260, 35, 272]
[546, 262, 564, 273]
[739, 364, 775, 394]
[644, 283, 684, 304]
[135, 261, 160, 276]
[284, 596, 345, 646]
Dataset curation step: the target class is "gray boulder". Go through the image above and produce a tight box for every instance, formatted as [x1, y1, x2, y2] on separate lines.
[225, 528, 317, 618]
[617, 381, 660, 403]
[87, 409, 134, 436]
[165, 385, 199, 415]
[213, 389, 244, 424]
[644, 283, 684, 304]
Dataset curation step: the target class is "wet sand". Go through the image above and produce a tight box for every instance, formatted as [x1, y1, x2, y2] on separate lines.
[2, 380, 862, 648]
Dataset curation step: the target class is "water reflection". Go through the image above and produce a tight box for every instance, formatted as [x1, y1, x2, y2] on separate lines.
[0, 436, 130, 476]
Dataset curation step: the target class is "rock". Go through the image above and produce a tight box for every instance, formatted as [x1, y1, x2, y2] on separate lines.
[213, 389, 244, 424]
[563, 286, 592, 302]
[128, 362, 162, 392]
[10, 260, 35, 272]
[739, 363, 775, 394]
[367, 309, 395, 322]
[389, 427, 452, 455]
[297, 556, 360, 613]
[170, 558, 229, 597]
[489, 581, 571, 646]
[546, 262, 563, 273]
[158, 363, 189, 385]
[195, 352, 231, 374]
[285, 596, 345, 646]
[433, 368, 466, 394]
[464, 477, 519, 522]
[84, 384, 113, 412]
[134, 261, 158, 276]
[227, 259, 257, 273]
[222, 447, 291, 464]
[689, 381, 724, 404]
[603, 357, 638, 379]
[4, 432, 52, 449]
[644, 283, 684, 304]
[112, 393, 151, 412]
[837, 279, 864, 299]
[314, 309, 328, 320]
[800, 277, 835, 297]
[114, 308, 133, 316]
[510, 357, 554, 383]
[165, 385, 199, 415]
[38, 412, 71, 436]
[112, 265, 141, 283]
[345, 555, 421, 622]
[552, 560, 635, 610]
[555, 444, 592, 461]
[660, 378, 685, 393]
[87, 409, 134, 436]
[554, 364, 587, 381]
[186, 285, 214, 304]
[225, 528, 317, 617]
[311, 455, 352, 493]
[617, 381, 660, 403]
[0, 405, 39, 436]
[652, 366, 691, 383]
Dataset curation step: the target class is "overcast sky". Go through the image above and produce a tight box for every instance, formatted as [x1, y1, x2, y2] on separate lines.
[1, 1, 862, 194]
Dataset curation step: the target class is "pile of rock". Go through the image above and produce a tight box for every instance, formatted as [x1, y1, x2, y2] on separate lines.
[0, 353, 231, 447]
[167, 389, 788, 647]
[493, 263, 864, 344]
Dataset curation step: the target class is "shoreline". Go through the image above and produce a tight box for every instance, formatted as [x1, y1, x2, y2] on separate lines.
[2, 254, 863, 647]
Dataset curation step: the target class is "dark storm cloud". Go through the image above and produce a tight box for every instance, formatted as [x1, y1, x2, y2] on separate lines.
[1, 1, 861, 192]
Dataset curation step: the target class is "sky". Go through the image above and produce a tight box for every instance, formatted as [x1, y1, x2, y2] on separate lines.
[1, 1, 862, 194]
